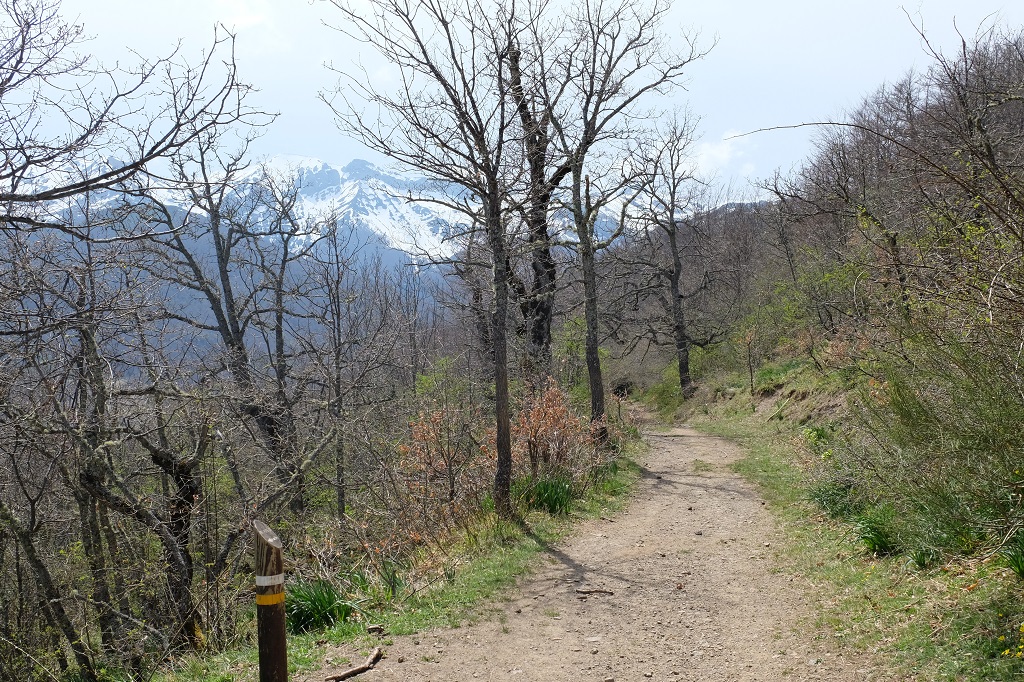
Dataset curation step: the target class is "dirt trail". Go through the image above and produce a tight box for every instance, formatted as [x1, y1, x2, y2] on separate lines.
[300, 427, 883, 682]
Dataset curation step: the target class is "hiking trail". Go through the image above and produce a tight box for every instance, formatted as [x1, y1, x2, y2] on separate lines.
[299, 426, 884, 682]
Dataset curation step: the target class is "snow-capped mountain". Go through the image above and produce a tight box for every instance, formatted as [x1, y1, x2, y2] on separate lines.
[248, 156, 622, 258]
[20, 154, 464, 265]
[251, 155, 463, 261]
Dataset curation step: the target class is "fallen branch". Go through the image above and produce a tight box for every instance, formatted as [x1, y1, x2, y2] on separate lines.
[575, 587, 614, 595]
[325, 647, 384, 681]
[765, 397, 791, 422]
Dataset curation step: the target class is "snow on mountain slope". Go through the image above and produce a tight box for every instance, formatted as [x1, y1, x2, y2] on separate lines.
[254, 155, 464, 259]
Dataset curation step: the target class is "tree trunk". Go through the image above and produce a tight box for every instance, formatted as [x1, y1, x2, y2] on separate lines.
[77, 496, 117, 649]
[0, 499, 97, 681]
[506, 46, 568, 378]
[668, 228, 694, 397]
[675, 337, 693, 397]
[579, 231, 608, 442]
[97, 504, 130, 624]
[335, 431, 346, 518]
[489, 211, 514, 521]
[470, 277, 494, 375]
[525, 207, 556, 377]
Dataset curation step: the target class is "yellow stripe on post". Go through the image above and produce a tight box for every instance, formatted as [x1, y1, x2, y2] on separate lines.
[255, 592, 285, 606]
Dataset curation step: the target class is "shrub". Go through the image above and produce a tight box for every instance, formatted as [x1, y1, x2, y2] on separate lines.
[848, 336, 1024, 557]
[643, 362, 685, 418]
[513, 379, 596, 484]
[389, 399, 493, 553]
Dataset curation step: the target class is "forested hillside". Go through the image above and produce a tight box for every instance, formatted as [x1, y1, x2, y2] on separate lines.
[3, 0, 1024, 679]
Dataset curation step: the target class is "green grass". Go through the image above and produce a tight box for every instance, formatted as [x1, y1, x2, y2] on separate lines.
[752, 358, 806, 394]
[513, 475, 574, 515]
[154, 442, 644, 682]
[692, 379, 1024, 681]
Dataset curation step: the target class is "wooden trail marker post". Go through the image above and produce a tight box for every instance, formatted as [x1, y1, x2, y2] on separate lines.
[254, 520, 287, 682]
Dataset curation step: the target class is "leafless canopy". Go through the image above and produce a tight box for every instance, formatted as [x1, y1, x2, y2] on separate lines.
[0, 0, 263, 230]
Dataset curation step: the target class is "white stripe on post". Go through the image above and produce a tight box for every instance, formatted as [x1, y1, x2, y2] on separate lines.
[255, 574, 285, 587]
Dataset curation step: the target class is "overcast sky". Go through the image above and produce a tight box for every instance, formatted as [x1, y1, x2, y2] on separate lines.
[61, 0, 1024, 188]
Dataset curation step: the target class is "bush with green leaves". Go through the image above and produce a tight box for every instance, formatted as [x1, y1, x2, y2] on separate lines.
[643, 361, 686, 418]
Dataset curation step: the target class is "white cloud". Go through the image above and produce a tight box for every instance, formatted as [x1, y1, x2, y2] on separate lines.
[693, 130, 750, 178]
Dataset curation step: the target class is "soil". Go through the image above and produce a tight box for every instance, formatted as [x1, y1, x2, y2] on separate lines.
[298, 426, 886, 682]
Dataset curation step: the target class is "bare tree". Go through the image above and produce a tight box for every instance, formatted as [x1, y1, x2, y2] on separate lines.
[500, 4, 570, 376]
[568, 161, 641, 434]
[301, 224, 432, 519]
[324, 0, 524, 518]
[0, 2, 266, 676]
[0, 0, 262, 230]
[135, 136, 341, 514]
[525, 0, 706, 422]
[608, 118, 734, 396]
[0, 194, 221, 675]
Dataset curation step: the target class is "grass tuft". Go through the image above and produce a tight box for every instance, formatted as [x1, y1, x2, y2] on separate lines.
[285, 580, 362, 634]
[999, 533, 1024, 581]
[514, 475, 574, 515]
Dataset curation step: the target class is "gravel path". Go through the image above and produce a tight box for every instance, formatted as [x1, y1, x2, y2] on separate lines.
[299, 426, 884, 682]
